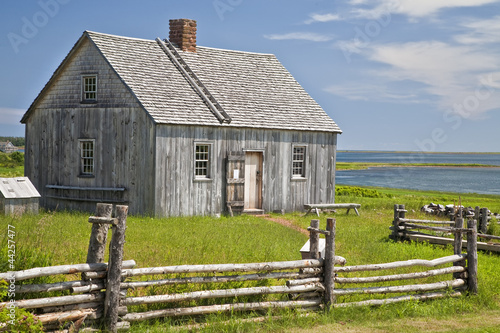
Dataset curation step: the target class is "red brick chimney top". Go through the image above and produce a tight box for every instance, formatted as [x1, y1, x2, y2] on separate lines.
[169, 19, 197, 52]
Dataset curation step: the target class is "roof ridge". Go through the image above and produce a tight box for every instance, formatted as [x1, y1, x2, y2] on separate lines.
[156, 37, 232, 124]
[85, 30, 157, 43]
[196, 45, 275, 56]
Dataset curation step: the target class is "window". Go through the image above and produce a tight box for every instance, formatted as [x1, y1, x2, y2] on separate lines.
[79, 140, 95, 176]
[292, 146, 306, 177]
[82, 75, 97, 102]
[195, 144, 211, 179]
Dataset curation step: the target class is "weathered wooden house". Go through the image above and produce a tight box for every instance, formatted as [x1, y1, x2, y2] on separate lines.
[21, 19, 342, 216]
[0, 141, 18, 153]
[0, 177, 40, 216]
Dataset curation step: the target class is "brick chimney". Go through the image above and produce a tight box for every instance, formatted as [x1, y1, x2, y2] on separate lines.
[169, 19, 197, 52]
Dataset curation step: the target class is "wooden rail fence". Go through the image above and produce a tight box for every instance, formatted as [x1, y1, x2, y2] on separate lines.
[0, 203, 480, 332]
[390, 204, 500, 253]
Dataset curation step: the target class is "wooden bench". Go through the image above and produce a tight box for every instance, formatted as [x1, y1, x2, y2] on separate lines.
[304, 203, 361, 217]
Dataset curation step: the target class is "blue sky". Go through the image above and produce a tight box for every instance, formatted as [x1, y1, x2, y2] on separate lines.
[1, 0, 499, 152]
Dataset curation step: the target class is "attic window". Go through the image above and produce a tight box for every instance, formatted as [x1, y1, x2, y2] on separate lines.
[82, 75, 97, 102]
[79, 139, 95, 176]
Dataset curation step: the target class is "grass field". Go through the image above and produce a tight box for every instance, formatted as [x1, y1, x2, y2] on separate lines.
[1, 185, 500, 332]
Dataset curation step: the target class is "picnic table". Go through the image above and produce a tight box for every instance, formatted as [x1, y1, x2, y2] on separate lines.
[304, 203, 361, 217]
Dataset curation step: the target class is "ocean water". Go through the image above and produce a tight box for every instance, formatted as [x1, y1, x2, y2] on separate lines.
[337, 151, 500, 166]
[336, 152, 500, 195]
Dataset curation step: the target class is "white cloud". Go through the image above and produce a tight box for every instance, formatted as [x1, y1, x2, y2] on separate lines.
[304, 13, 342, 24]
[454, 16, 500, 45]
[0, 107, 26, 125]
[352, 0, 500, 20]
[325, 83, 422, 103]
[263, 32, 333, 42]
[347, 41, 500, 117]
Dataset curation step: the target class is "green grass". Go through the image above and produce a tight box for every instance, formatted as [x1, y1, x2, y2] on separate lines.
[1, 213, 306, 267]
[1, 186, 500, 332]
[0, 151, 24, 177]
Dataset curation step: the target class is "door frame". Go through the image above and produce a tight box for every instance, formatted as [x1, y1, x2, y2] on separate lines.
[243, 149, 264, 211]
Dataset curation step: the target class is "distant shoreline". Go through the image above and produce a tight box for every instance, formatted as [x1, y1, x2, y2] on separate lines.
[336, 162, 500, 170]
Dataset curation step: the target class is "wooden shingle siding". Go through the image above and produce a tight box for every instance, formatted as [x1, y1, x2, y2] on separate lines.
[35, 38, 141, 110]
[154, 125, 337, 217]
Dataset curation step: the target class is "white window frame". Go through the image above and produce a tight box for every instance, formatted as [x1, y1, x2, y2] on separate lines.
[79, 139, 95, 176]
[194, 142, 213, 180]
[82, 75, 97, 102]
[292, 145, 307, 178]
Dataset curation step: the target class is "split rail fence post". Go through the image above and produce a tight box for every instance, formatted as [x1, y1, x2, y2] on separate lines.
[474, 207, 481, 232]
[466, 219, 478, 294]
[399, 205, 406, 240]
[392, 204, 399, 240]
[392, 204, 406, 241]
[323, 218, 336, 309]
[453, 215, 465, 280]
[309, 220, 320, 259]
[105, 205, 128, 333]
[480, 207, 488, 234]
[87, 203, 113, 264]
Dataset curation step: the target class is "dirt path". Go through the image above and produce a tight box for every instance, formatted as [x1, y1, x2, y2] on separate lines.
[259, 215, 309, 236]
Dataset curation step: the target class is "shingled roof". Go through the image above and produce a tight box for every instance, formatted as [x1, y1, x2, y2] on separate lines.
[26, 31, 342, 133]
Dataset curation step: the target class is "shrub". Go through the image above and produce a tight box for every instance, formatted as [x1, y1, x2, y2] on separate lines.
[9, 152, 24, 164]
[336, 185, 389, 198]
[0, 280, 44, 333]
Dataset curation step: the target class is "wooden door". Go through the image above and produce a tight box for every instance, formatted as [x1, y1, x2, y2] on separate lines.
[226, 152, 245, 212]
[244, 152, 262, 210]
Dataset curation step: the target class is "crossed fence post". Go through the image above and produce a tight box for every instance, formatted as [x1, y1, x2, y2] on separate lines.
[307, 218, 336, 309]
[86, 203, 129, 333]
